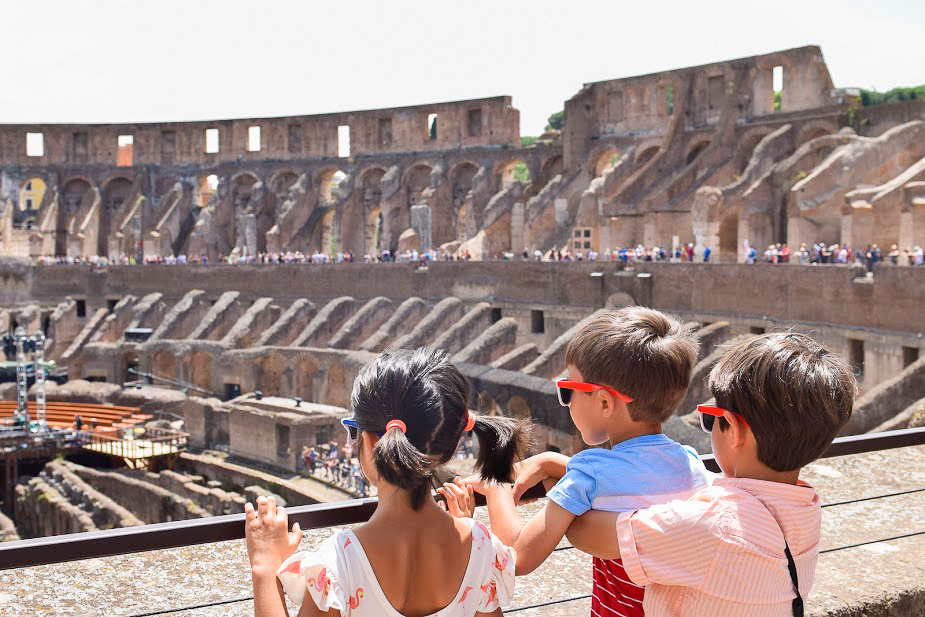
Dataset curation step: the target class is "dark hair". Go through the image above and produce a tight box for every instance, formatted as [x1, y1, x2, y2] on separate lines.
[709, 332, 856, 471]
[564, 307, 698, 423]
[351, 348, 531, 509]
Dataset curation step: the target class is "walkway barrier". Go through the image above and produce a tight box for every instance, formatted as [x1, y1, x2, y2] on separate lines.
[1, 426, 924, 615]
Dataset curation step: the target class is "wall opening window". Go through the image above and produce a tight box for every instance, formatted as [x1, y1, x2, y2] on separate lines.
[76, 299, 87, 318]
[428, 113, 438, 140]
[288, 124, 302, 153]
[467, 109, 482, 137]
[26, 133, 44, 157]
[490, 307, 502, 323]
[205, 128, 220, 153]
[276, 423, 291, 458]
[337, 125, 350, 158]
[749, 326, 766, 335]
[248, 126, 261, 152]
[848, 339, 865, 377]
[531, 310, 545, 334]
[107, 299, 118, 313]
[224, 383, 241, 400]
[378, 118, 392, 146]
[73, 132, 88, 160]
[666, 86, 674, 115]
[903, 346, 920, 368]
[117, 135, 134, 166]
[773, 65, 783, 112]
[161, 130, 177, 161]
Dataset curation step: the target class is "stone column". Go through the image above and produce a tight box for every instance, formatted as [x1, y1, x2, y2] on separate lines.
[237, 212, 257, 256]
[410, 204, 432, 252]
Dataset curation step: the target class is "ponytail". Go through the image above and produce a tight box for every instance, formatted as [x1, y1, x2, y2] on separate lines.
[372, 422, 437, 510]
[470, 414, 532, 483]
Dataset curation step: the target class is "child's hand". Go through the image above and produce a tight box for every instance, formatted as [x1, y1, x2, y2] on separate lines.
[512, 453, 558, 503]
[437, 477, 475, 518]
[244, 496, 303, 575]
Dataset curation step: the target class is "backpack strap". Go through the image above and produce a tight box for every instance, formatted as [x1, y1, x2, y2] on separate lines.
[783, 542, 804, 617]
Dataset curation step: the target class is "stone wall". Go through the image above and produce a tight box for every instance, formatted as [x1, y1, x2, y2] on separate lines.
[66, 463, 208, 523]
[5, 261, 924, 336]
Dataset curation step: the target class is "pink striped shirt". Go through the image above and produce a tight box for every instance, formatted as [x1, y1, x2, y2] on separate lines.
[616, 477, 820, 617]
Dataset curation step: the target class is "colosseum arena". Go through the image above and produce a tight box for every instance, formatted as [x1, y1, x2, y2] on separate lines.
[1, 46, 924, 617]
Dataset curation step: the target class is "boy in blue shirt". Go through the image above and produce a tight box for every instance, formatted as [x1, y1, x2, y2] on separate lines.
[462, 307, 712, 617]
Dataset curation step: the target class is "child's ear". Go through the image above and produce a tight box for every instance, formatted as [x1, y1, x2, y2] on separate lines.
[725, 413, 748, 449]
[599, 392, 615, 418]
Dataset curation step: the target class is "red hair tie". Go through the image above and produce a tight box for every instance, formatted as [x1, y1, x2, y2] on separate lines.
[465, 411, 476, 432]
[385, 420, 406, 434]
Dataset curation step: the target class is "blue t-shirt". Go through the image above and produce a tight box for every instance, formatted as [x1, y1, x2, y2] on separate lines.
[547, 434, 714, 515]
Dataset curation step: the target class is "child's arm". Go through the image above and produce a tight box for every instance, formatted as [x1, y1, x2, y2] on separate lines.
[481, 483, 576, 575]
[512, 452, 570, 503]
[565, 510, 622, 560]
[245, 497, 304, 617]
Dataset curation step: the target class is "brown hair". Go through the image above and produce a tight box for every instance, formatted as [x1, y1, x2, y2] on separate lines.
[709, 332, 856, 471]
[352, 348, 531, 509]
[564, 307, 698, 424]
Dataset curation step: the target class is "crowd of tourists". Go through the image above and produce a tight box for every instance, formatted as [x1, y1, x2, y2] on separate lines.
[30, 241, 925, 268]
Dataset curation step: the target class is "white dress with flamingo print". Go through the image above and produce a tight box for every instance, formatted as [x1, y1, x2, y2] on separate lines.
[277, 518, 516, 616]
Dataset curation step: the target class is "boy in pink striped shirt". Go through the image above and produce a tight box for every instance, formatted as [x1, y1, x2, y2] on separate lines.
[566, 333, 856, 616]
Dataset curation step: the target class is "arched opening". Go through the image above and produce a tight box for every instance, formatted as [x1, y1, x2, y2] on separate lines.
[258, 354, 283, 396]
[231, 174, 258, 212]
[498, 159, 531, 190]
[189, 351, 212, 392]
[100, 178, 133, 256]
[58, 178, 92, 255]
[796, 126, 834, 148]
[319, 169, 346, 204]
[685, 140, 710, 166]
[270, 171, 298, 201]
[450, 162, 479, 207]
[18, 177, 46, 213]
[539, 155, 563, 184]
[196, 174, 219, 208]
[404, 164, 432, 208]
[151, 351, 177, 382]
[636, 146, 660, 167]
[590, 148, 621, 178]
[735, 132, 773, 175]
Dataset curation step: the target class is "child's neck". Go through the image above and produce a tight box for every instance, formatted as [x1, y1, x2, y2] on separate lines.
[369, 482, 447, 524]
[725, 459, 801, 485]
[608, 421, 661, 446]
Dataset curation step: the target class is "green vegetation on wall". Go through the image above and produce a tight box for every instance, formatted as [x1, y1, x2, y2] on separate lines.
[860, 85, 925, 106]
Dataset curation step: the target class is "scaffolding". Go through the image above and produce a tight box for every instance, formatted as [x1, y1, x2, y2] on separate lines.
[4, 328, 49, 431]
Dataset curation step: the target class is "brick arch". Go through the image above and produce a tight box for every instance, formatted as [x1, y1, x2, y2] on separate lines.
[684, 138, 712, 166]
[796, 121, 838, 148]
[315, 166, 348, 205]
[735, 128, 776, 174]
[586, 145, 621, 177]
[492, 157, 531, 190]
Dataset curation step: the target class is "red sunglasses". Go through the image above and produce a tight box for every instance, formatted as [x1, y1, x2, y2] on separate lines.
[697, 405, 750, 433]
[556, 380, 634, 407]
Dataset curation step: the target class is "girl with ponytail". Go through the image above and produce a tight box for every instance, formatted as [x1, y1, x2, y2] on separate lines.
[246, 348, 532, 617]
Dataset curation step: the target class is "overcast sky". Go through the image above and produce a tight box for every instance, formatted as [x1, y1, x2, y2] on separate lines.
[2, 0, 923, 135]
